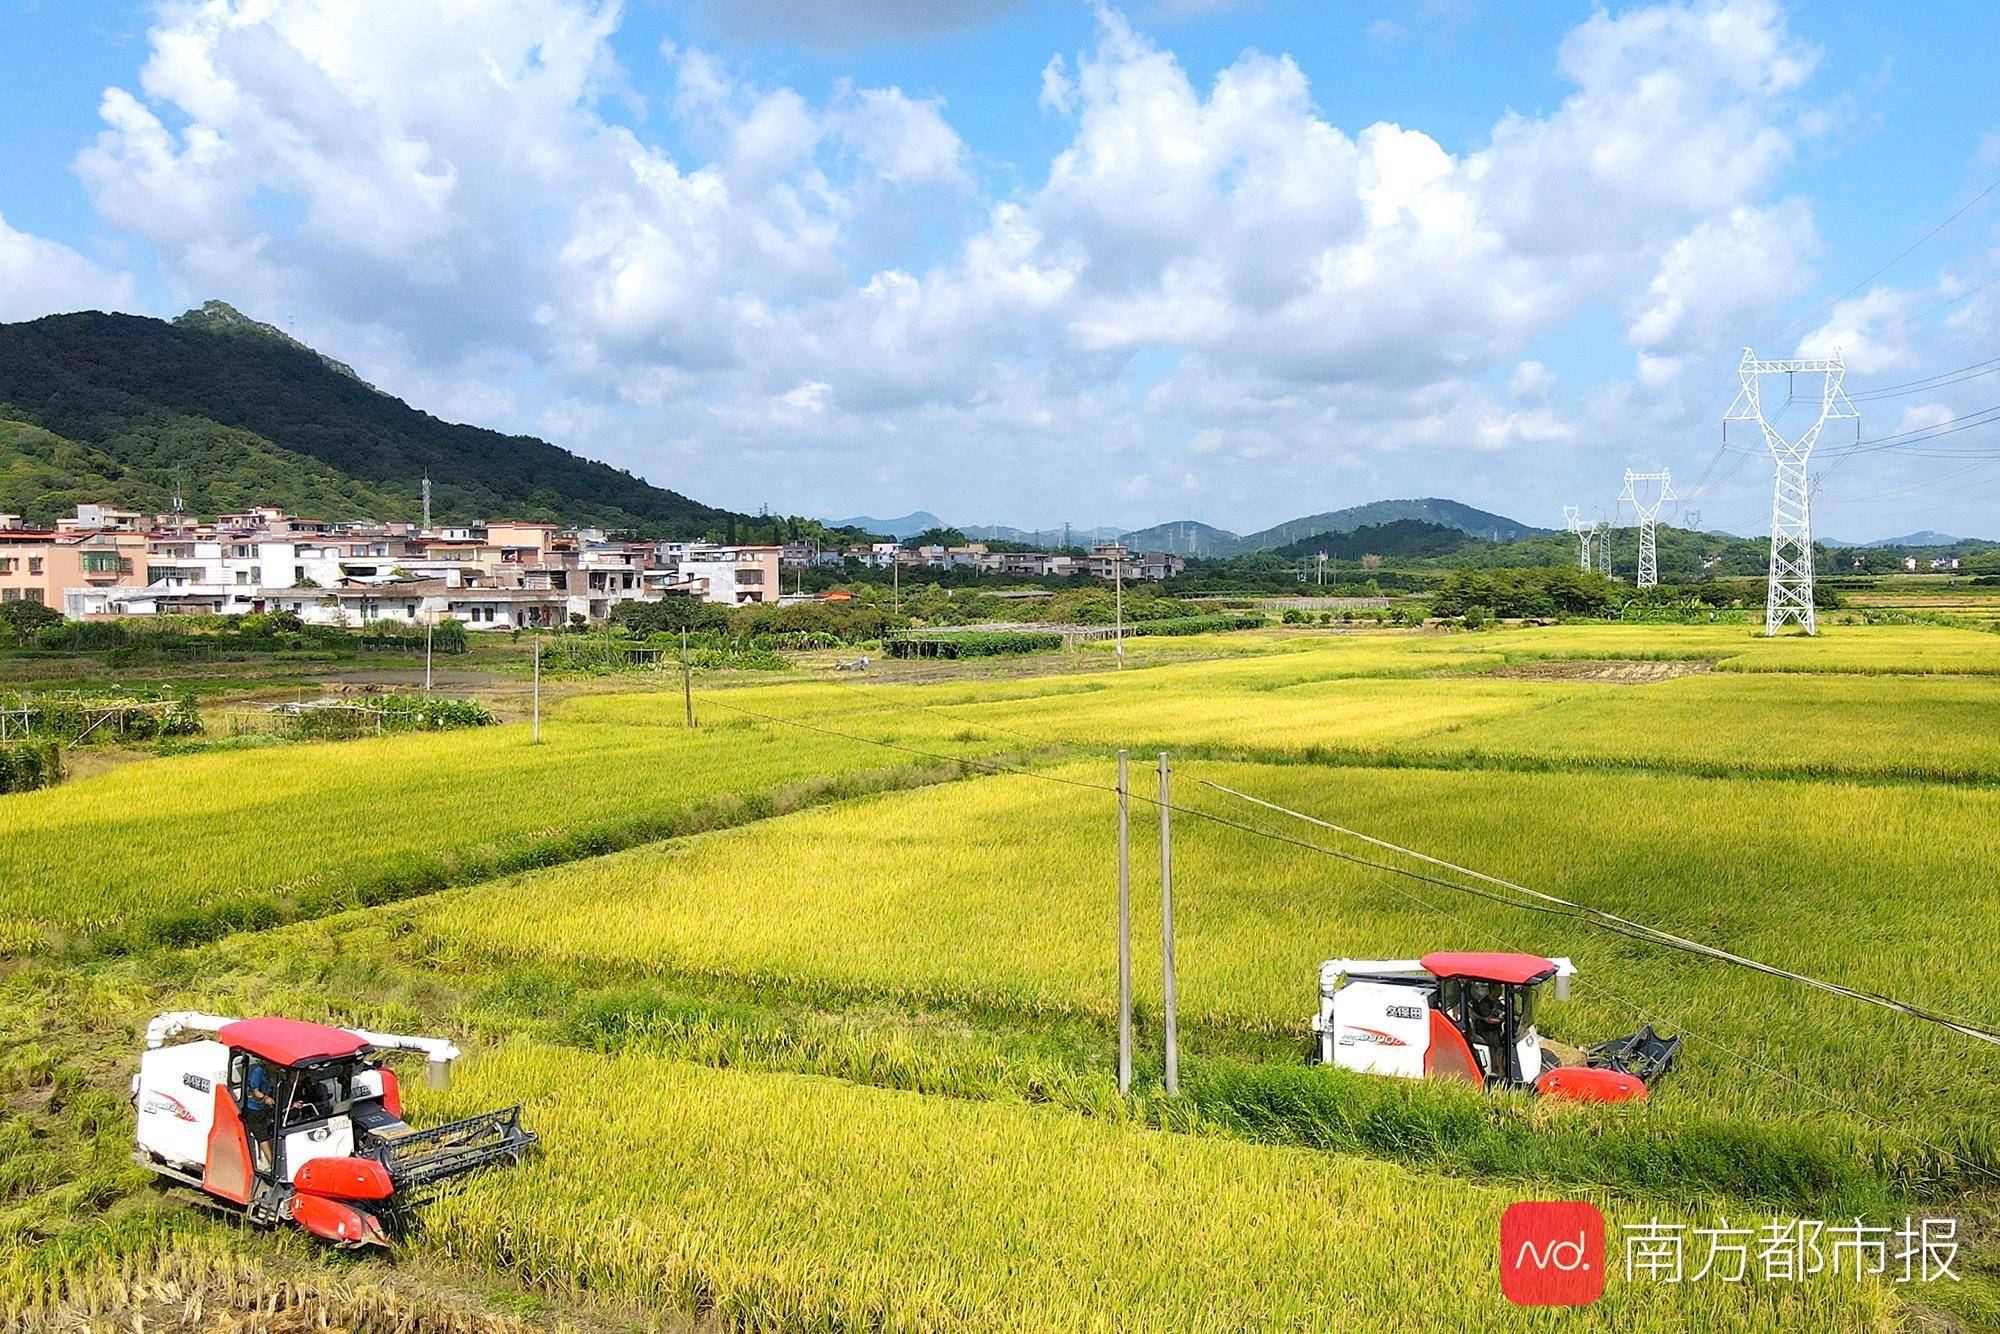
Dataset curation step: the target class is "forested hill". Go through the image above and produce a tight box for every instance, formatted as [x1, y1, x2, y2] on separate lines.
[0, 305, 735, 534]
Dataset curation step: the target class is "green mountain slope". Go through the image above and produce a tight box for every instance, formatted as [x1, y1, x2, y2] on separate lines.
[1234, 498, 1546, 552]
[1117, 520, 1239, 556]
[0, 305, 736, 535]
[0, 416, 417, 527]
[1267, 519, 1475, 561]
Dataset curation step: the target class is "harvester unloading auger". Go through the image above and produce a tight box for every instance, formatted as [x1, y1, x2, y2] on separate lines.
[1311, 952, 1682, 1102]
[133, 1013, 535, 1246]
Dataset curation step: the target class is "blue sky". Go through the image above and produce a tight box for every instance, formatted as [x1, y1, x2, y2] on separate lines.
[3, 0, 1998, 540]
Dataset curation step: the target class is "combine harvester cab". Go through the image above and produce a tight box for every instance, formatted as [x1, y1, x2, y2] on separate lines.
[133, 1012, 535, 1246]
[1311, 952, 1678, 1102]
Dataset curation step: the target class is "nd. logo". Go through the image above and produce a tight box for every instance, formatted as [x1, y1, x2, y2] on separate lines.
[1500, 1201, 1606, 1306]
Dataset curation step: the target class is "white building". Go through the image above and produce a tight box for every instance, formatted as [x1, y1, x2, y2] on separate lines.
[674, 545, 781, 605]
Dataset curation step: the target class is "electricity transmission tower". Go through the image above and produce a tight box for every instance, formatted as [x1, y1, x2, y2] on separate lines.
[1619, 469, 1676, 589]
[1724, 349, 1857, 635]
[1592, 511, 1612, 578]
[1563, 506, 1591, 571]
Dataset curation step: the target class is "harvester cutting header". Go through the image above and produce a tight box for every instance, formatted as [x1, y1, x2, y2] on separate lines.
[133, 1012, 535, 1246]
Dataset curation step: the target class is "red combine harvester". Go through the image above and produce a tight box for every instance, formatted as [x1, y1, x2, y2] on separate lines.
[133, 1012, 535, 1246]
[1311, 952, 1680, 1102]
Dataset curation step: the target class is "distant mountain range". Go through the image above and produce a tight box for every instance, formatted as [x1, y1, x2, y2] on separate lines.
[1845, 530, 1967, 549]
[1228, 498, 1549, 553]
[833, 498, 1550, 555]
[826, 512, 947, 540]
[965, 523, 1127, 546]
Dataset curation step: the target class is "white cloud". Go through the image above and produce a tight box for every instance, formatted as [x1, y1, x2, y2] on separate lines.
[0, 212, 136, 322]
[55, 0, 1846, 528]
[1796, 286, 1918, 373]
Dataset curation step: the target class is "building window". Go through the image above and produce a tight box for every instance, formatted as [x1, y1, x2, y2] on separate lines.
[83, 553, 120, 574]
[1, 589, 17, 602]
[28, 558, 42, 575]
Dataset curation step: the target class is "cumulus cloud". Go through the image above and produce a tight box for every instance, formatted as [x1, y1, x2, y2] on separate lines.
[1797, 286, 1919, 373]
[60, 0, 1841, 525]
[0, 212, 135, 322]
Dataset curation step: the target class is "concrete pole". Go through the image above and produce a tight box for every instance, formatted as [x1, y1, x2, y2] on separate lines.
[682, 627, 695, 729]
[1114, 557, 1124, 669]
[1159, 751, 1178, 1096]
[531, 632, 542, 744]
[1117, 749, 1132, 1094]
[424, 620, 433, 691]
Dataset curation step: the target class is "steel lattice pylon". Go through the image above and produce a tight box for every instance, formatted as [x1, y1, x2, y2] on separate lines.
[1592, 518, 1611, 578]
[1618, 469, 1676, 589]
[1724, 349, 1857, 636]
[1563, 505, 1590, 571]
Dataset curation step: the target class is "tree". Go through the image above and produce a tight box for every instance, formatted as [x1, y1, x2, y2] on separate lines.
[905, 527, 969, 549]
[0, 600, 63, 638]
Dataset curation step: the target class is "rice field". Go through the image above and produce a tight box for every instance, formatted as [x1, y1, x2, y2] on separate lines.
[0, 716, 1005, 954]
[423, 755, 2000, 1194]
[12, 617, 1997, 1327]
[563, 622, 2000, 783]
[406, 1043, 1887, 1331]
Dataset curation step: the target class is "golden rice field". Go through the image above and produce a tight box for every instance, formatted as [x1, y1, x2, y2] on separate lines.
[0, 717, 1004, 953]
[406, 1043, 1886, 1331]
[10, 617, 1998, 1327]
[563, 623, 2000, 782]
[421, 756, 2000, 1180]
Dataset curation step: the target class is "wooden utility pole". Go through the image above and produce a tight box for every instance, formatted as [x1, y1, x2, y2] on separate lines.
[1117, 749, 1132, 1094]
[681, 627, 695, 728]
[1159, 751, 1178, 1096]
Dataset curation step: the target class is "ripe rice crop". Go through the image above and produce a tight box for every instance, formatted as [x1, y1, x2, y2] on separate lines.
[426, 757, 2000, 1193]
[595, 620, 2000, 781]
[409, 1043, 1887, 1330]
[0, 717, 1006, 954]
[1406, 671, 2000, 782]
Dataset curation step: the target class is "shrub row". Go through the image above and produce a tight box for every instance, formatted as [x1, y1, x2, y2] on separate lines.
[887, 631, 1065, 659]
[1124, 614, 1265, 637]
[0, 741, 61, 795]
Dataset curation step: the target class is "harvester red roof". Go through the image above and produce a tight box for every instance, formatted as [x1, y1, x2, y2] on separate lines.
[1420, 951, 1557, 985]
[218, 1017, 370, 1066]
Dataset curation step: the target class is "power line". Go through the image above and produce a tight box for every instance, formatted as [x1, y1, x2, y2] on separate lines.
[1676, 169, 2000, 516]
[689, 686, 2000, 1184]
[1198, 780, 2000, 1045]
[1762, 170, 2000, 346]
[1850, 354, 2000, 401]
[695, 688, 2000, 1046]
